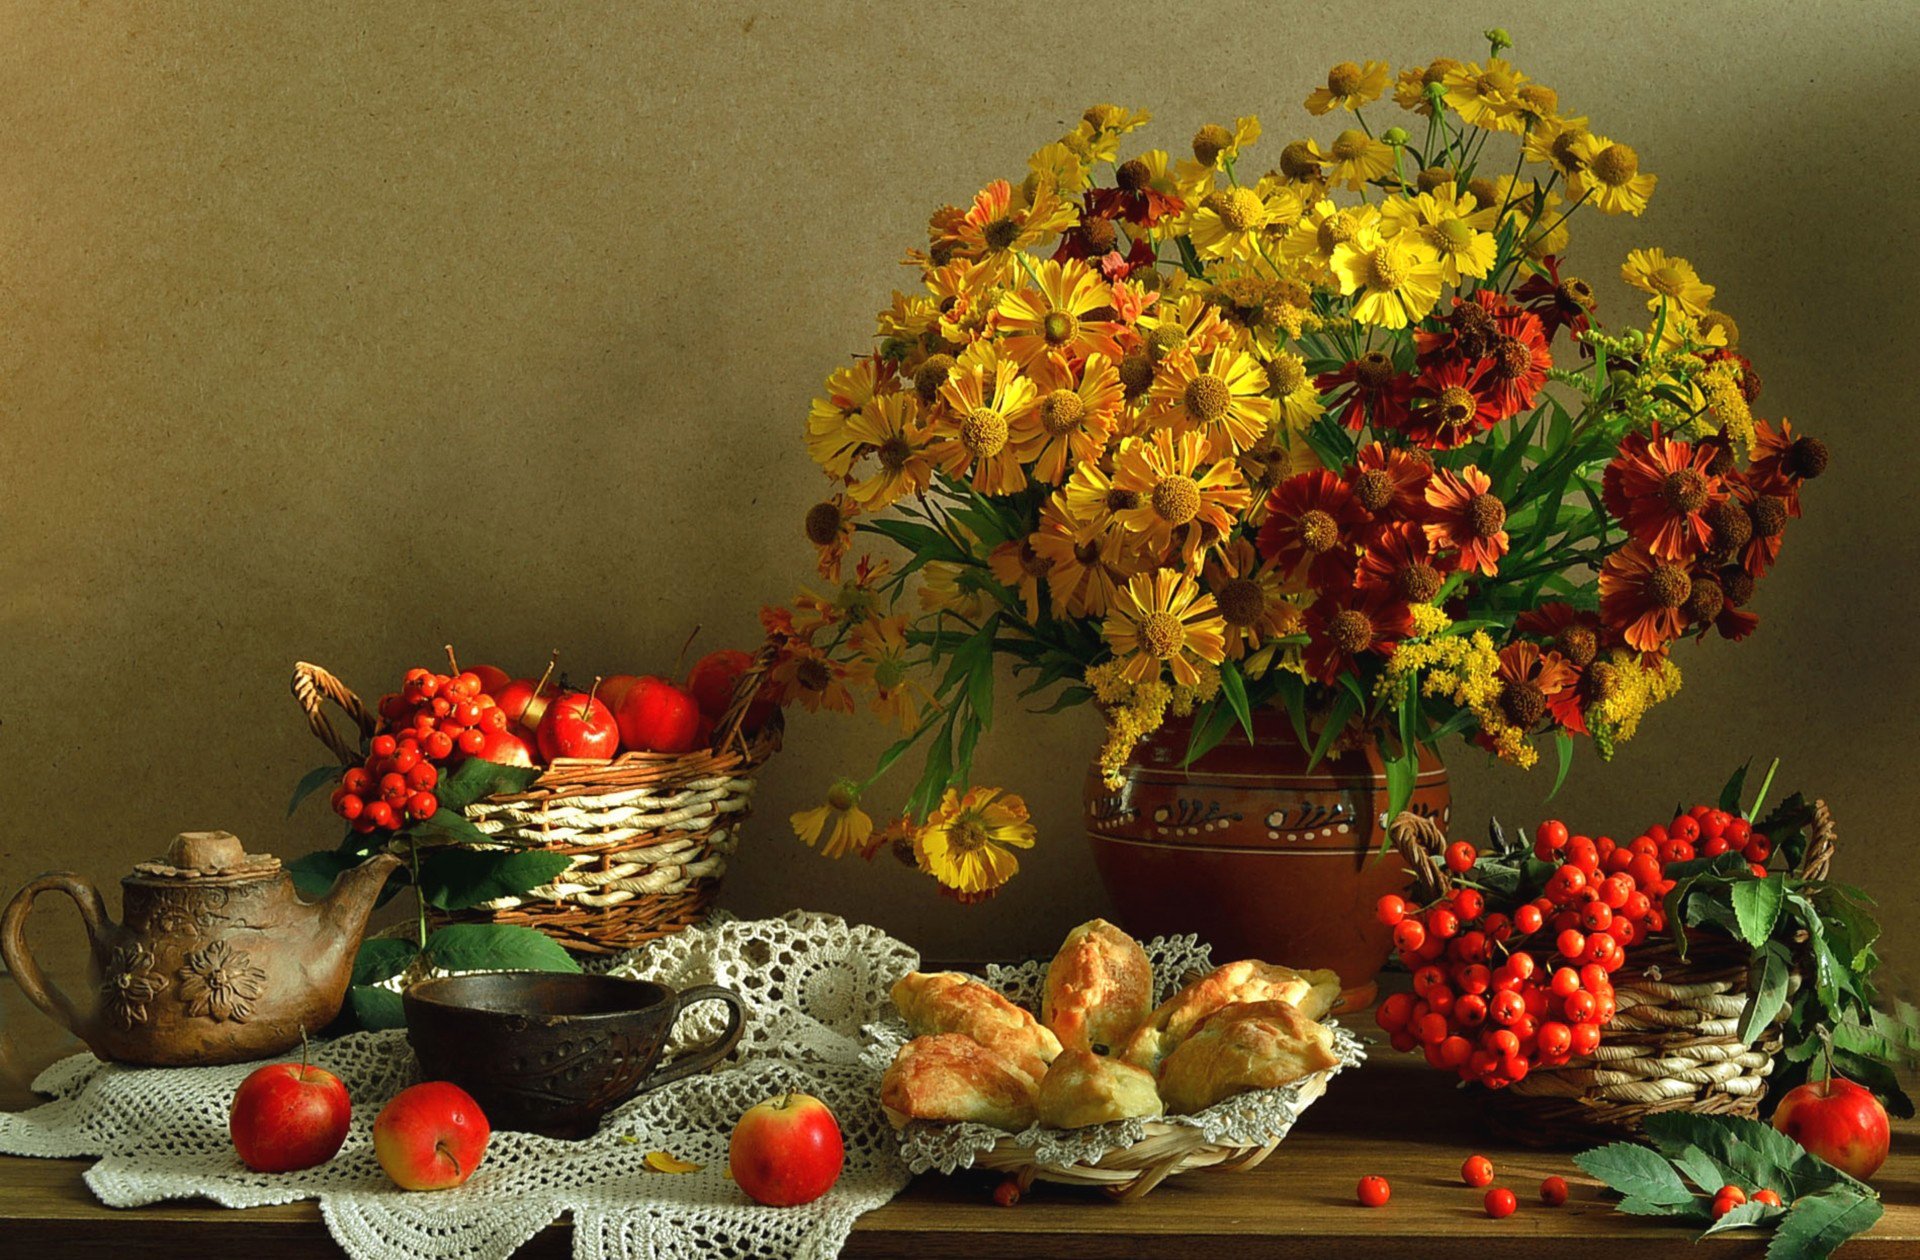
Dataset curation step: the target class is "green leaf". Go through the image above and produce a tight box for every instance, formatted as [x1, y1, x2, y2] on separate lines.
[349, 984, 407, 1030]
[966, 653, 995, 732]
[1733, 873, 1788, 948]
[1028, 684, 1093, 715]
[1549, 729, 1573, 800]
[1670, 1143, 1734, 1194]
[1702, 1199, 1784, 1236]
[1384, 749, 1415, 823]
[1182, 700, 1238, 769]
[352, 937, 419, 987]
[404, 808, 494, 847]
[416, 848, 575, 911]
[435, 757, 546, 812]
[1573, 1142, 1694, 1206]
[1739, 947, 1793, 1046]
[1218, 660, 1256, 746]
[423, 922, 581, 974]
[1766, 1190, 1882, 1260]
[288, 850, 355, 900]
[1305, 690, 1358, 774]
[1718, 759, 1752, 815]
[288, 763, 344, 816]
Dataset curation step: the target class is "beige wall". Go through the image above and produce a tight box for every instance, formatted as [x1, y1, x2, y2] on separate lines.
[3, 1, 1916, 1082]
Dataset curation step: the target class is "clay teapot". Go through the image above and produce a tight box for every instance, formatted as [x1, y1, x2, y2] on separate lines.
[1, 831, 401, 1066]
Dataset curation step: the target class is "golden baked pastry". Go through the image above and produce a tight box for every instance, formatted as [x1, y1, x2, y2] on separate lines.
[880, 1033, 1039, 1131]
[1036, 1048, 1164, 1129]
[1119, 959, 1341, 1072]
[891, 970, 1062, 1084]
[1156, 999, 1342, 1115]
[1042, 918, 1155, 1054]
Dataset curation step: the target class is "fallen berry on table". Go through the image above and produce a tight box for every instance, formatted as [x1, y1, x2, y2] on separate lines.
[1540, 1175, 1570, 1206]
[1753, 1188, 1782, 1207]
[1357, 1174, 1391, 1207]
[992, 1177, 1021, 1208]
[1485, 1186, 1518, 1218]
[1461, 1154, 1494, 1187]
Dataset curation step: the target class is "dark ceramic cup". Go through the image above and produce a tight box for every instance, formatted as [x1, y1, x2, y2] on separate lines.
[403, 971, 747, 1139]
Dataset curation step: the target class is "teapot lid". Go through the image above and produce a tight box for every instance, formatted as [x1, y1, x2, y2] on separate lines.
[132, 831, 282, 883]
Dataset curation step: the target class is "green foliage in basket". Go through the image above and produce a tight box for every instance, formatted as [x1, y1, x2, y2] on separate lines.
[1575, 1112, 1880, 1260]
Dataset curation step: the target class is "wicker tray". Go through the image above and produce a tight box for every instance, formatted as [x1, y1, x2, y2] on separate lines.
[291, 648, 782, 955]
[1389, 805, 1833, 1146]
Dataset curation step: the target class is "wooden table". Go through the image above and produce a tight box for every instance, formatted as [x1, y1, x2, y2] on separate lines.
[2, 1046, 1915, 1258]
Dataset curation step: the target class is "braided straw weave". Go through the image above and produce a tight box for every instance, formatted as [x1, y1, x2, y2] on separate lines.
[292, 649, 783, 955]
[1390, 805, 1834, 1146]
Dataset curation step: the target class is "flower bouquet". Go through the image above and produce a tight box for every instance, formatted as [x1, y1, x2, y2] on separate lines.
[764, 30, 1826, 901]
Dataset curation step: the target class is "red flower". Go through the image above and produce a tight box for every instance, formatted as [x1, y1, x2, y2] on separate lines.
[1747, 418, 1825, 518]
[1346, 441, 1434, 520]
[1601, 428, 1724, 561]
[1515, 601, 1608, 666]
[1480, 306, 1552, 420]
[1598, 542, 1692, 653]
[1357, 520, 1453, 604]
[1302, 584, 1414, 684]
[1731, 482, 1788, 578]
[1415, 293, 1504, 365]
[1402, 357, 1501, 449]
[1256, 469, 1369, 589]
[1493, 642, 1581, 734]
[1514, 255, 1596, 345]
[1316, 350, 1413, 433]
[1422, 466, 1508, 577]
[1085, 173, 1184, 229]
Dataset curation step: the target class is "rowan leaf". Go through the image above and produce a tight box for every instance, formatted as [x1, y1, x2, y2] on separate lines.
[1573, 1142, 1693, 1206]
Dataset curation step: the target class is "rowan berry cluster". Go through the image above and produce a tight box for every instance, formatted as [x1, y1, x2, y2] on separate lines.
[329, 669, 507, 833]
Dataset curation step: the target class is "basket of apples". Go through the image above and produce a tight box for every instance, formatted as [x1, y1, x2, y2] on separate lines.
[290, 643, 782, 955]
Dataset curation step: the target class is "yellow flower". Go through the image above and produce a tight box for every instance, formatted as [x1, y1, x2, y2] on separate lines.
[1621, 248, 1715, 318]
[1381, 188, 1498, 285]
[845, 392, 936, 510]
[1030, 494, 1129, 618]
[1086, 660, 1172, 787]
[769, 642, 855, 715]
[918, 560, 994, 622]
[1009, 353, 1123, 484]
[803, 493, 858, 580]
[1028, 140, 1091, 195]
[1324, 128, 1395, 190]
[1102, 568, 1228, 686]
[791, 780, 874, 859]
[1190, 186, 1294, 263]
[1186, 116, 1261, 171]
[845, 615, 930, 730]
[1147, 346, 1273, 459]
[1442, 58, 1524, 131]
[1261, 348, 1324, 434]
[1330, 226, 1444, 329]
[1524, 114, 1591, 179]
[1203, 538, 1300, 660]
[954, 178, 1078, 264]
[1394, 59, 1464, 116]
[805, 360, 889, 477]
[1305, 60, 1391, 115]
[930, 343, 1036, 494]
[1588, 649, 1682, 756]
[913, 787, 1036, 897]
[1567, 133, 1655, 216]
[1110, 428, 1251, 571]
[988, 534, 1056, 622]
[995, 258, 1124, 381]
[1283, 198, 1379, 278]
[1071, 103, 1151, 164]
[1137, 291, 1236, 363]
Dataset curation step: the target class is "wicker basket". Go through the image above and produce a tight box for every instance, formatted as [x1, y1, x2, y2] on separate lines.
[291, 649, 783, 955]
[1389, 806, 1833, 1147]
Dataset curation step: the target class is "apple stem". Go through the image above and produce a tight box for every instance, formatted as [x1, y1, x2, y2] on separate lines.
[535, 652, 559, 697]
[444, 644, 460, 676]
[299, 1026, 311, 1075]
[675, 625, 702, 679]
[587, 675, 603, 710]
[437, 1139, 463, 1180]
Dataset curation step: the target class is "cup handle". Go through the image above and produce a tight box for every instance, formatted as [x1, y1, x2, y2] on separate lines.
[1, 873, 113, 1045]
[645, 984, 747, 1089]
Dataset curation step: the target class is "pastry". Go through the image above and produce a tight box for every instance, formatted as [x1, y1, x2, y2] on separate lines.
[880, 1033, 1039, 1131]
[1119, 959, 1341, 1072]
[1042, 918, 1154, 1054]
[1036, 1049, 1164, 1129]
[1156, 999, 1342, 1115]
[891, 970, 1062, 1084]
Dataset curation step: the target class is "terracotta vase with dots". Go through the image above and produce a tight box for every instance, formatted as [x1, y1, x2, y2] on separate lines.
[1084, 709, 1448, 1012]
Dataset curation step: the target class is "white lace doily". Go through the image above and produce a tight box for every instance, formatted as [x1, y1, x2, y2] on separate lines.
[864, 934, 1366, 1174]
[0, 912, 921, 1260]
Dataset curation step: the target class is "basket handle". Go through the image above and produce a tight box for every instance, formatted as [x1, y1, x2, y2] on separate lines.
[709, 642, 780, 754]
[1388, 811, 1453, 905]
[1798, 799, 1836, 882]
[293, 661, 377, 767]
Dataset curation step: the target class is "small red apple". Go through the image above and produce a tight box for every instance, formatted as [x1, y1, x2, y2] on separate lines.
[474, 724, 539, 769]
[470, 664, 513, 697]
[1773, 1076, 1890, 1180]
[616, 676, 703, 753]
[373, 1081, 491, 1191]
[496, 659, 560, 732]
[686, 649, 775, 730]
[537, 686, 621, 761]
[230, 1059, 352, 1173]
[598, 673, 643, 714]
[729, 1092, 844, 1207]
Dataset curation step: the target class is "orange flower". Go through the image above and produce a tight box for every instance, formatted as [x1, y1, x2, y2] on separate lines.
[929, 345, 1036, 495]
[766, 642, 856, 714]
[1256, 469, 1368, 588]
[1598, 542, 1692, 652]
[1302, 584, 1413, 683]
[1601, 428, 1723, 560]
[1493, 642, 1580, 733]
[1347, 441, 1432, 520]
[1356, 521, 1451, 605]
[995, 259, 1125, 382]
[1422, 466, 1508, 577]
[1008, 353, 1124, 484]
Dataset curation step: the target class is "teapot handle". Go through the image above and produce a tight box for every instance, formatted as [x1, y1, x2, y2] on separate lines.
[1, 873, 114, 1042]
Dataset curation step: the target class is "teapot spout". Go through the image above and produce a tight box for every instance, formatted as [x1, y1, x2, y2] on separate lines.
[311, 851, 404, 952]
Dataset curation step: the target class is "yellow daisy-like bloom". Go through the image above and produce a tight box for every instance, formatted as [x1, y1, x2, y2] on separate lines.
[1203, 538, 1301, 660]
[1147, 346, 1273, 459]
[1621, 248, 1715, 318]
[1260, 348, 1324, 435]
[954, 178, 1078, 264]
[1305, 59, 1391, 115]
[1567, 132, 1656, 216]
[913, 786, 1036, 897]
[988, 534, 1056, 622]
[1189, 185, 1284, 262]
[803, 493, 859, 581]
[1523, 113, 1591, 179]
[844, 615, 931, 730]
[1136, 291, 1237, 364]
[1654, 307, 1730, 354]
[918, 559, 994, 623]
[769, 642, 856, 715]
[792, 779, 875, 859]
[1186, 115, 1261, 170]
[1282, 198, 1379, 278]
[995, 258, 1124, 381]
[1330, 226, 1444, 329]
[1381, 188, 1498, 285]
[1009, 353, 1123, 484]
[930, 344, 1036, 494]
[876, 289, 940, 347]
[1442, 58, 1524, 131]
[1103, 568, 1229, 686]
[1324, 128, 1395, 191]
[1028, 140, 1091, 195]
[1393, 59, 1464, 116]
[1059, 458, 1135, 537]
[1238, 433, 1325, 525]
[845, 392, 936, 510]
[1110, 428, 1251, 570]
[1072, 103, 1152, 164]
[1030, 494, 1129, 618]
[805, 360, 889, 478]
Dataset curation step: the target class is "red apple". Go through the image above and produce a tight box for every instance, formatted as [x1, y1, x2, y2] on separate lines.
[1773, 1076, 1890, 1180]
[470, 664, 513, 697]
[729, 1092, 844, 1207]
[537, 687, 621, 761]
[474, 724, 539, 769]
[598, 673, 643, 714]
[616, 676, 703, 753]
[496, 662, 559, 733]
[229, 1060, 352, 1173]
[373, 1081, 491, 1191]
[686, 649, 775, 730]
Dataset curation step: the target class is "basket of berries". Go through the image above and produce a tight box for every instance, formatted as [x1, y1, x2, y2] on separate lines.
[290, 644, 782, 955]
[1375, 783, 1839, 1147]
